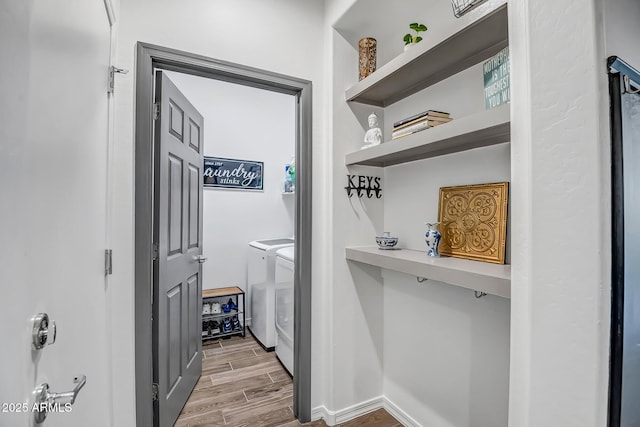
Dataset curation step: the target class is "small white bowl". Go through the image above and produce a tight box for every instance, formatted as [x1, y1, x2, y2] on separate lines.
[376, 234, 398, 250]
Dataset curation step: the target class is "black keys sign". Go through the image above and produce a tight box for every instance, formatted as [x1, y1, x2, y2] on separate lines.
[345, 174, 382, 198]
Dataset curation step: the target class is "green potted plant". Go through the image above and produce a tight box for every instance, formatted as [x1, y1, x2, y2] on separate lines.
[403, 22, 428, 51]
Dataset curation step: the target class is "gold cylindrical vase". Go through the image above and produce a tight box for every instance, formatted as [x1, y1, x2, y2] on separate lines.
[358, 37, 377, 81]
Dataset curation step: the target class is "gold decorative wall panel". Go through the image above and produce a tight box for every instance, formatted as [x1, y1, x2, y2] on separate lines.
[438, 182, 509, 264]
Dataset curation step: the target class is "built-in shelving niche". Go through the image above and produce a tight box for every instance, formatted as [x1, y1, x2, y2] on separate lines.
[341, 3, 511, 293]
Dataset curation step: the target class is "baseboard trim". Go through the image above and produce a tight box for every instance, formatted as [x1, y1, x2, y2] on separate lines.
[334, 396, 384, 424]
[312, 396, 384, 426]
[311, 406, 329, 423]
[313, 396, 422, 427]
[383, 397, 422, 427]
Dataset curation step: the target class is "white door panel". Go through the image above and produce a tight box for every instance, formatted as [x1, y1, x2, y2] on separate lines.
[0, 1, 112, 426]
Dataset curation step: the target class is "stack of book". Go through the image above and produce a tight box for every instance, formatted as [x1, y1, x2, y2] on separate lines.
[391, 110, 452, 140]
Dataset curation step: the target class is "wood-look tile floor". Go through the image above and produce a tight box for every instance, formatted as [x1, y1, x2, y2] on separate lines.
[175, 333, 402, 427]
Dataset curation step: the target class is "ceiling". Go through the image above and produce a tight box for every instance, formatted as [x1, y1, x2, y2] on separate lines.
[332, 0, 505, 66]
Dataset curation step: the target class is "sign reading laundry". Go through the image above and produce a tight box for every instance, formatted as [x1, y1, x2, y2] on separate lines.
[203, 157, 263, 190]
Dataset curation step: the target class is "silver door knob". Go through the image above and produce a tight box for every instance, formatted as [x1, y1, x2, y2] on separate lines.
[32, 313, 56, 350]
[194, 255, 208, 264]
[33, 375, 86, 424]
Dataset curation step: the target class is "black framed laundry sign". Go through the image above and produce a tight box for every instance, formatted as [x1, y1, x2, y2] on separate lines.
[203, 157, 264, 190]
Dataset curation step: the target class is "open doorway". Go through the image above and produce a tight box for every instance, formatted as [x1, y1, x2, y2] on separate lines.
[165, 70, 297, 425]
[133, 43, 312, 426]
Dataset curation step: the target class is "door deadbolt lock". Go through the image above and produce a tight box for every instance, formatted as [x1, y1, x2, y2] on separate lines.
[32, 313, 56, 350]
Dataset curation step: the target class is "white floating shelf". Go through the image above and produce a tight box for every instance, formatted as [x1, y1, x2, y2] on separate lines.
[345, 246, 511, 299]
[345, 4, 508, 107]
[345, 104, 510, 167]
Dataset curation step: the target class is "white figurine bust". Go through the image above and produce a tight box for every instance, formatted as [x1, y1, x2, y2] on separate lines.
[362, 112, 382, 149]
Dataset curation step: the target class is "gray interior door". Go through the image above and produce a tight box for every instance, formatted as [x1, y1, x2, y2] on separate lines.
[153, 71, 204, 427]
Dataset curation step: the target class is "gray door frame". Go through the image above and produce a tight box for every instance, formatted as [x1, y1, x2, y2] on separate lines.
[134, 42, 313, 425]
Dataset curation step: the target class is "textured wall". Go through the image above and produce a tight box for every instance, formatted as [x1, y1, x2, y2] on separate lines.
[509, 0, 610, 425]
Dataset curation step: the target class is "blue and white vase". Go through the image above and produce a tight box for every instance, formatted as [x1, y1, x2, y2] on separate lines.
[424, 222, 441, 257]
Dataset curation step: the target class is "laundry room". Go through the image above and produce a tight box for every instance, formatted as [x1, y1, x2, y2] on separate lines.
[163, 71, 296, 359]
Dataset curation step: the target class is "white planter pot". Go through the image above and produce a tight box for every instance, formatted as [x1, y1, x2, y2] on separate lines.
[404, 43, 418, 52]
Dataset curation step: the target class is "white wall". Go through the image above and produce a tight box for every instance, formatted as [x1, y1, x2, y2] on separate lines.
[113, 2, 327, 424]
[602, 0, 640, 69]
[327, 18, 386, 418]
[164, 71, 295, 292]
[382, 271, 510, 427]
[508, 0, 611, 425]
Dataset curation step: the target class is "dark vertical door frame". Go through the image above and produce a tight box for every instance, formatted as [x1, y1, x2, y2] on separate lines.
[607, 55, 640, 427]
[607, 62, 624, 427]
[134, 42, 313, 426]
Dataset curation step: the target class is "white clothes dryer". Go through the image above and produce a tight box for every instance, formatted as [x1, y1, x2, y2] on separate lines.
[275, 246, 295, 375]
[247, 238, 294, 350]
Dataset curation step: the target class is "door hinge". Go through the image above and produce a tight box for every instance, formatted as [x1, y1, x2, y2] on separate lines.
[105, 249, 113, 275]
[152, 242, 159, 261]
[153, 103, 160, 120]
[108, 65, 129, 94]
[152, 383, 159, 401]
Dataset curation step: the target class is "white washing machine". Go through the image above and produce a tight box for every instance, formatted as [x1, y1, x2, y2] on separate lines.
[247, 238, 294, 350]
[275, 246, 295, 375]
